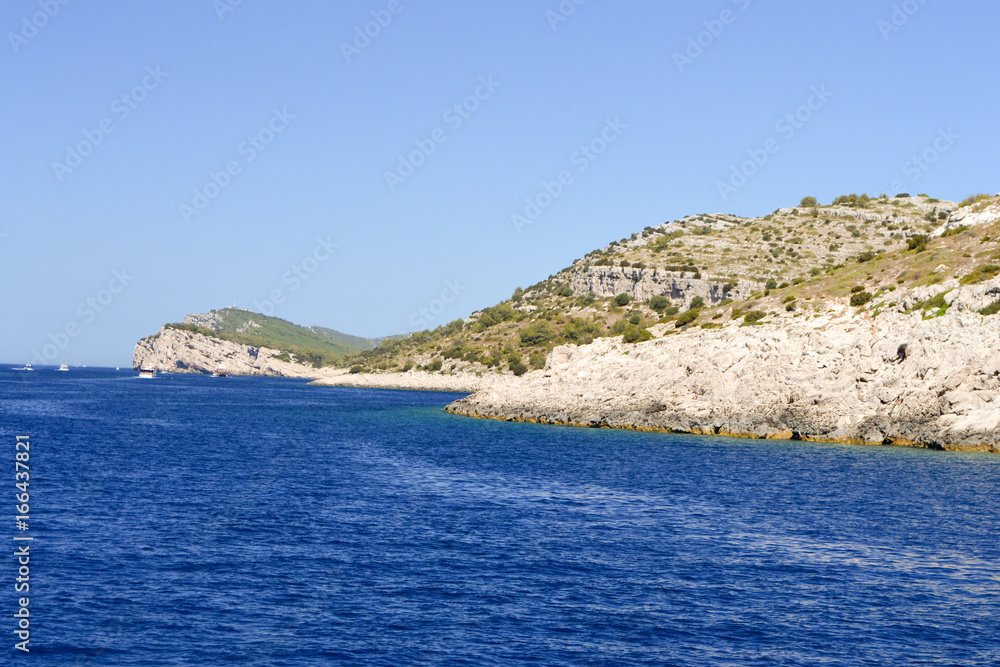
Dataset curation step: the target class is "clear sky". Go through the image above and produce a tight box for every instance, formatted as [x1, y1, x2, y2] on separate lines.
[2, 0, 998, 367]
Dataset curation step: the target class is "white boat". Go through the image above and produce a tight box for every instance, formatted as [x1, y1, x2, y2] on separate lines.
[138, 366, 156, 379]
[212, 365, 228, 377]
[56, 360, 69, 372]
[12, 363, 34, 371]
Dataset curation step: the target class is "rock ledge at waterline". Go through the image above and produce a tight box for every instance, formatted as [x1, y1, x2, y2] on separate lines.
[446, 278, 1000, 453]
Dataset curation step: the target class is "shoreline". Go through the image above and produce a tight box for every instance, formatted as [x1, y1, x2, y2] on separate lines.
[443, 405, 1000, 453]
[308, 370, 490, 394]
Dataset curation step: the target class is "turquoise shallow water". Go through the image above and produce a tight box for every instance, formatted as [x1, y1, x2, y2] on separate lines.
[2, 368, 998, 665]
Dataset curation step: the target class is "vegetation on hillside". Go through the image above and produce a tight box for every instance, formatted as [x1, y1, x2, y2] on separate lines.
[337, 194, 1000, 377]
[154, 309, 369, 368]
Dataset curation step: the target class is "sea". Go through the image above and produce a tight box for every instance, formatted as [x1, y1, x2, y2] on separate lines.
[1, 367, 998, 665]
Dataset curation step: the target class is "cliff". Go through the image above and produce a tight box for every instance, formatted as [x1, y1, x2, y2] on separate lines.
[132, 326, 338, 378]
[446, 275, 1000, 453]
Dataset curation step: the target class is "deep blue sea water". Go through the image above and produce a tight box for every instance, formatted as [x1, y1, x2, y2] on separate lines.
[1, 368, 998, 665]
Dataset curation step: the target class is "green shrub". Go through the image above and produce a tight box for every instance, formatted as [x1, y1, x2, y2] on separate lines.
[614, 293, 631, 306]
[563, 318, 603, 344]
[508, 357, 528, 376]
[519, 321, 557, 347]
[743, 310, 766, 325]
[800, 196, 818, 207]
[978, 300, 1000, 316]
[959, 264, 1000, 285]
[349, 365, 364, 374]
[850, 292, 873, 307]
[675, 310, 699, 328]
[475, 303, 517, 330]
[850, 285, 865, 293]
[529, 351, 547, 369]
[664, 306, 679, 316]
[689, 296, 705, 310]
[427, 359, 443, 372]
[611, 319, 628, 334]
[765, 279, 778, 290]
[628, 314, 641, 325]
[649, 295, 670, 313]
[857, 250, 876, 263]
[960, 193, 991, 208]
[906, 235, 929, 252]
[622, 324, 653, 343]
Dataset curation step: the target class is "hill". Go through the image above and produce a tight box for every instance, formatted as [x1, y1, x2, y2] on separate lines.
[340, 192, 1000, 378]
[134, 308, 377, 373]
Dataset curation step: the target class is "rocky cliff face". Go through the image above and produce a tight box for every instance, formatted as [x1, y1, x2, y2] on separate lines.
[447, 277, 1000, 453]
[132, 327, 334, 379]
[568, 266, 756, 307]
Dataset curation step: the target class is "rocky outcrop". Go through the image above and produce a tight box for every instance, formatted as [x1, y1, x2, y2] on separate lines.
[132, 327, 336, 379]
[568, 266, 756, 307]
[934, 196, 1000, 236]
[447, 278, 1000, 453]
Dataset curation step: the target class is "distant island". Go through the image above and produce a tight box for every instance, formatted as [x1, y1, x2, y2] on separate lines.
[135, 193, 1000, 452]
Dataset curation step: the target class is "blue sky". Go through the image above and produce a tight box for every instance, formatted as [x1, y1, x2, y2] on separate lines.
[2, 0, 998, 366]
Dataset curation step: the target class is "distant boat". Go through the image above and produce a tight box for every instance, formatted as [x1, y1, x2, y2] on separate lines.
[138, 366, 156, 379]
[56, 360, 69, 372]
[12, 363, 34, 371]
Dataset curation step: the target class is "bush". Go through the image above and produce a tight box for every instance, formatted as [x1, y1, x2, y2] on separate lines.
[857, 250, 876, 263]
[611, 319, 629, 334]
[743, 310, 767, 325]
[850, 285, 865, 293]
[427, 359, 443, 372]
[689, 296, 705, 310]
[675, 310, 699, 328]
[476, 303, 517, 330]
[628, 314, 641, 325]
[906, 235, 929, 252]
[664, 306, 679, 316]
[800, 196, 818, 207]
[850, 291, 873, 307]
[349, 365, 364, 374]
[563, 318, 603, 344]
[978, 300, 1000, 316]
[508, 357, 528, 376]
[622, 324, 653, 343]
[765, 279, 778, 290]
[960, 193, 991, 208]
[649, 295, 670, 313]
[555, 283, 574, 297]
[614, 293, 631, 306]
[529, 351, 548, 369]
[959, 264, 1000, 285]
[519, 321, 557, 347]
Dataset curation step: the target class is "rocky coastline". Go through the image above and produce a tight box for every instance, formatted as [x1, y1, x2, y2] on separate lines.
[446, 277, 1000, 453]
